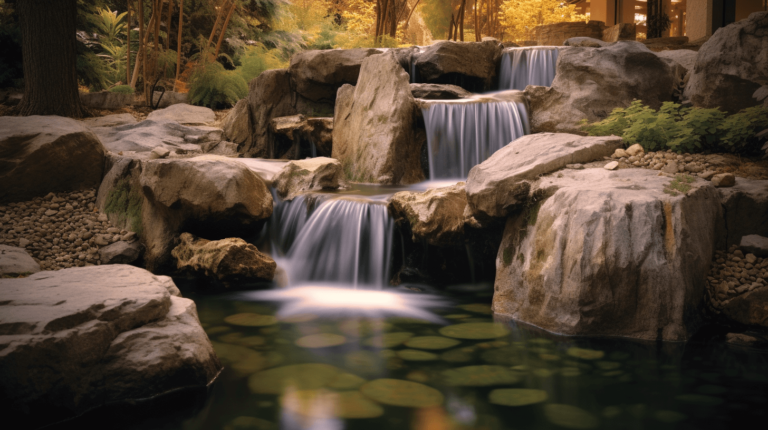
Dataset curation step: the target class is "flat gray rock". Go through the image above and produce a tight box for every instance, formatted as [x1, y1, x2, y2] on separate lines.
[81, 113, 137, 128]
[741, 235, 768, 258]
[91, 119, 222, 154]
[146, 103, 216, 125]
[235, 158, 290, 185]
[99, 240, 143, 264]
[0, 245, 41, 275]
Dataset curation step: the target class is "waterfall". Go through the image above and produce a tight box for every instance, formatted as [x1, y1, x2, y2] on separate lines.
[422, 94, 529, 179]
[498, 47, 561, 90]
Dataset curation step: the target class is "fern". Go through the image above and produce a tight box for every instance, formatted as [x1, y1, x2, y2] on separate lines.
[188, 60, 248, 108]
[237, 44, 288, 83]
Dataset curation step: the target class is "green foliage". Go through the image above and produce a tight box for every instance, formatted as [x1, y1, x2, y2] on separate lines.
[237, 44, 288, 83]
[422, 0, 454, 39]
[663, 174, 695, 197]
[90, 7, 127, 45]
[77, 49, 113, 91]
[109, 85, 134, 94]
[582, 100, 768, 155]
[188, 60, 248, 108]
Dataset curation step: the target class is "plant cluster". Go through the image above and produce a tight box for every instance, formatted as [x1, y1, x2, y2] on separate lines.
[663, 174, 694, 196]
[581, 100, 768, 155]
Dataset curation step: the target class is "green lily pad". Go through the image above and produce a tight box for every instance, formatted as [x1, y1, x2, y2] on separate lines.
[365, 332, 413, 348]
[212, 342, 283, 375]
[439, 323, 510, 340]
[295, 333, 347, 348]
[327, 373, 367, 390]
[207, 325, 232, 335]
[511, 365, 530, 372]
[602, 370, 624, 377]
[567, 347, 605, 360]
[360, 379, 444, 408]
[236, 336, 267, 348]
[675, 394, 724, 406]
[397, 349, 439, 361]
[595, 361, 621, 370]
[278, 314, 318, 323]
[489, 388, 547, 407]
[533, 368, 555, 378]
[219, 332, 244, 343]
[539, 354, 560, 362]
[440, 348, 475, 363]
[404, 336, 461, 350]
[481, 346, 523, 366]
[225, 313, 278, 327]
[654, 410, 687, 423]
[338, 319, 392, 337]
[406, 370, 429, 383]
[544, 404, 600, 429]
[281, 389, 383, 419]
[458, 303, 493, 314]
[248, 363, 341, 394]
[442, 365, 522, 386]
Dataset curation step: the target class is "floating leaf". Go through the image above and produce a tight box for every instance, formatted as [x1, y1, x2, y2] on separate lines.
[567, 347, 605, 360]
[533, 368, 555, 378]
[397, 349, 439, 361]
[602, 370, 624, 377]
[295, 333, 347, 348]
[327, 373, 367, 390]
[406, 370, 429, 383]
[675, 394, 724, 406]
[360, 379, 444, 408]
[225, 313, 278, 327]
[442, 365, 522, 386]
[440, 348, 474, 363]
[236, 336, 267, 348]
[561, 367, 582, 377]
[595, 361, 621, 370]
[458, 303, 493, 314]
[338, 319, 392, 337]
[248, 364, 341, 394]
[481, 346, 524, 365]
[489, 389, 547, 407]
[278, 314, 318, 323]
[212, 342, 283, 375]
[544, 404, 600, 429]
[404, 336, 461, 350]
[439, 323, 510, 340]
[365, 332, 413, 348]
[281, 389, 383, 419]
[654, 410, 687, 423]
[540, 354, 561, 362]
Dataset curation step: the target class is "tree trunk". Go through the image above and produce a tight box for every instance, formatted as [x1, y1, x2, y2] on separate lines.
[474, 0, 480, 41]
[127, 0, 131, 84]
[173, 0, 184, 91]
[459, 0, 466, 41]
[17, 0, 87, 118]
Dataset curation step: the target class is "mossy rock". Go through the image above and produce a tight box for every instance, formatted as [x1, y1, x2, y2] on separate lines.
[404, 336, 461, 350]
[397, 349, 439, 361]
[439, 323, 510, 340]
[566, 347, 605, 360]
[365, 332, 413, 348]
[295, 333, 347, 348]
[458, 303, 493, 314]
[442, 365, 522, 387]
[327, 373, 367, 390]
[544, 404, 600, 429]
[360, 379, 444, 408]
[488, 389, 547, 407]
[248, 363, 341, 394]
[224, 313, 278, 327]
[281, 389, 383, 419]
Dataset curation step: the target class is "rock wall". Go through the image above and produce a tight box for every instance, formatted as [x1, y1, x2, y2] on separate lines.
[532, 21, 606, 46]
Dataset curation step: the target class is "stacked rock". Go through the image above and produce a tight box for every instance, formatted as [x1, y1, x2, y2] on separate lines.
[706, 245, 768, 313]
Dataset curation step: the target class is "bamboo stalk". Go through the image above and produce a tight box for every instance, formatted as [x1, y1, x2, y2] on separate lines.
[166, 0, 173, 50]
[214, 1, 236, 57]
[207, 0, 227, 53]
[173, 0, 183, 92]
[127, 0, 131, 84]
[130, 1, 156, 88]
[459, 0, 466, 41]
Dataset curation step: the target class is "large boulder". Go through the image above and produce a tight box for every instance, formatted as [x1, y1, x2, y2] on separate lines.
[221, 98, 253, 152]
[0, 116, 106, 202]
[140, 155, 273, 270]
[146, 103, 216, 125]
[717, 178, 768, 249]
[684, 11, 768, 113]
[388, 182, 467, 246]
[655, 49, 698, 74]
[466, 133, 623, 220]
[172, 233, 276, 283]
[0, 245, 41, 276]
[332, 51, 424, 185]
[721, 286, 768, 328]
[494, 168, 721, 341]
[524, 42, 681, 134]
[289, 48, 383, 104]
[91, 119, 223, 155]
[273, 157, 347, 201]
[0, 265, 221, 428]
[413, 40, 502, 92]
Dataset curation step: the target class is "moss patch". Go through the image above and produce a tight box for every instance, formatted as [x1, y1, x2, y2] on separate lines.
[104, 179, 143, 234]
[527, 199, 544, 226]
[663, 174, 695, 196]
[502, 247, 513, 266]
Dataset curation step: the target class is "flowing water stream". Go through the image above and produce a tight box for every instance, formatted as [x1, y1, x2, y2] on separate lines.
[498, 47, 561, 91]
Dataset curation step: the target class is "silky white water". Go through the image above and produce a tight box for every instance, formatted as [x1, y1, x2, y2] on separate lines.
[499, 47, 561, 90]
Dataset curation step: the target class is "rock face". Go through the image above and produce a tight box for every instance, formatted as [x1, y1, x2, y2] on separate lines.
[332, 51, 424, 184]
[221, 98, 253, 152]
[494, 168, 721, 341]
[172, 233, 276, 282]
[413, 40, 501, 92]
[684, 11, 768, 113]
[741, 235, 768, 258]
[92, 119, 223, 155]
[388, 182, 467, 246]
[140, 155, 273, 270]
[410, 83, 472, 100]
[0, 265, 221, 428]
[273, 157, 347, 201]
[268, 115, 334, 159]
[0, 245, 41, 275]
[655, 49, 698, 74]
[722, 287, 768, 328]
[0, 116, 106, 202]
[146, 103, 216, 125]
[466, 133, 623, 220]
[717, 178, 768, 248]
[289, 48, 382, 104]
[524, 42, 680, 133]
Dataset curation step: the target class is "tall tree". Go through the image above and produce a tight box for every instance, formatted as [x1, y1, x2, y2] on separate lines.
[17, 0, 87, 118]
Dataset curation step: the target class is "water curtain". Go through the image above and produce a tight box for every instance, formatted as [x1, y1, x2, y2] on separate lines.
[422, 98, 529, 179]
[499, 47, 561, 90]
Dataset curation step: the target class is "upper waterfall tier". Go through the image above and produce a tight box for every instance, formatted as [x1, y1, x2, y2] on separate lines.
[499, 47, 562, 90]
[420, 91, 530, 180]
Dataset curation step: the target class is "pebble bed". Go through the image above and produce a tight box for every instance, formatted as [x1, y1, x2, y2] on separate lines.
[706, 246, 768, 313]
[0, 189, 133, 271]
[611, 149, 731, 177]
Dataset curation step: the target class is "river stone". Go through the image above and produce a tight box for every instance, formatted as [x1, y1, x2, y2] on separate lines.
[152, 91, 188, 108]
[92, 119, 222, 154]
[741, 235, 768, 257]
[410, 83, 472, 100]
[99, 239, 143, 265]
[332, 51, 424, 185]
[248, 363, 341, 394]
[172, 233, 276, 282]
[0, 116, 106, 202]
[525, 41, 680, 133]
[489, 388, 548, 407]
[289, 48, 382, 103]
[274, 157, 347, 201]
[388, 182, 467, 246]
[717, 178, 768, 248]
[146, 103, 216, 125]
[466, 133, 623, 220]
[359, 379, 444, 408]
[0, 245, 41, 275]
[711, 173, 736, 188]
[0, 265, 220, 428]
[281, 389, 384, 419]
[414, 40, 502, 92]
[684, 11, 768, 113]
[493, 168, 721, 341]
[721, 286, 768, 328]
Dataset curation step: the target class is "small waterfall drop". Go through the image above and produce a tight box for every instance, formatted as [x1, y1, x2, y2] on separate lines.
[422, 93, 529, 179]
[498, 47, 561, 90]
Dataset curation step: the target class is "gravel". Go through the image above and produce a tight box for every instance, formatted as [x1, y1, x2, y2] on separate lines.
[706, 245, 768, 313]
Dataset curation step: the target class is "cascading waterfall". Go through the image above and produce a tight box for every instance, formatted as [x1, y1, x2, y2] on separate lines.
[498, 47, 561, 90]
[422, 95, 529, 179]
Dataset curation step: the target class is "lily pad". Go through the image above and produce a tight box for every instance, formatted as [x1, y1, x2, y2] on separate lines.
[675, 394, 724, 406]
[212, 342, 283, 375]
[544, 404, 600, 429]
[236, 336, 267, 348]
[338, 319, 392, 337]
[404, 336, 461, 350]
[278, 314, 318, 323]
[248, 363, 341, 394]
[654, 410, 687, 423]
[439, 323, 510, 340]
[397, 349, 439, 361]
[481, 346, 524, 365]
[327, 373, 367, 390]
[489, 389, 547, 407]
[533, 368, 555, 378]
[442, 365, 522, 386]
[281, 389, 383, 419]
[458, 303, 493, 314]
[406, 370, 429, 383]
[219, 332, 244, 343]
[295, 333, 347, 348]
[365, 332, 413, 348]
[360, 379, 444, 408]
[595, 361, 621, 370]
[567, 347, 605, 360]
[440, 348, 475, 363]
[225, 313, 278, 327]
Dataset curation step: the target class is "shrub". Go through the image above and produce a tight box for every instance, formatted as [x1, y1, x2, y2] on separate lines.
[237, 44, 287, 84]
[188, 60, 248, 108]
[581, 100, 768, 155]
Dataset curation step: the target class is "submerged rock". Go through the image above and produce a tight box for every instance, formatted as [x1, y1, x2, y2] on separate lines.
[388, 182, 467, 246]
[0, 265, 220, 428]
[493, 168, 721, 341]
[0, 245, 41, 276]
[273, 157, 347, 201]
[172, 233, 276, 282]
[146, 103, 216, 125]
